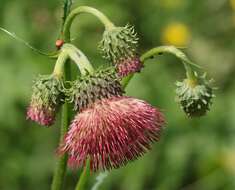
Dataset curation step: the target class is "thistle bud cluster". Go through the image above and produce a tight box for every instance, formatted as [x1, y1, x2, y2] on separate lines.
[24, 6, 215, 173]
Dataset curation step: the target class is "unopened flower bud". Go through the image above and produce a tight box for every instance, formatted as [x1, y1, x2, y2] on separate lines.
[176, 74, 214, 117]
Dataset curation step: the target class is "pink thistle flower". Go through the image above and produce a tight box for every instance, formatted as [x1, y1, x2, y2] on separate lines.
[59, 96, 164, 171]
[117, 56, 143, 77]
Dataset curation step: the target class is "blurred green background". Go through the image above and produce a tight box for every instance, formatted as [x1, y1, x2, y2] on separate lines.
[1, 0, 235, 190]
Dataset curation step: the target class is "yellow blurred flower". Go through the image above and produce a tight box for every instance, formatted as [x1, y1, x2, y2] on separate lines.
[230, 0, 235, 11]
[161, 22, 191, 47]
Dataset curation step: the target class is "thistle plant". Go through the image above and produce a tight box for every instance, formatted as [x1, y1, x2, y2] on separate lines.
[0, 1, 215, 190]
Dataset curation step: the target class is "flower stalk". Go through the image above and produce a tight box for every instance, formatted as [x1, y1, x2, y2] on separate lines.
[51, 1, 73, 189]
[62, 44, 94, 75]
[74, 160, 90, 190]
[51, 59, 71, 190]
[53, 50, 69, 78]
[63, 6, 115, 42]
[121, 45, 198, 88]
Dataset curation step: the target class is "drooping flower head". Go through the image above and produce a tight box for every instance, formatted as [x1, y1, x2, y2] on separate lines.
[60, 97, 164, 171]
[99, 24, 143, 77]
[27, 75, 64, 126]
[59, 67, 165, 171]
[176, 73, 214, 117]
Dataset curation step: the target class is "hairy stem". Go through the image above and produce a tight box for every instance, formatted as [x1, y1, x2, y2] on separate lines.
[122, 46, 197, 88]
[51, 60, 71, 190]
[63, 6, 115, 42]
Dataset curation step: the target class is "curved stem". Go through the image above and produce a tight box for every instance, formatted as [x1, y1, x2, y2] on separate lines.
[122, 46, 197, 88]
[53, 50, 69, 77]
[141, 46, 196, 79]
[63, 6, 115, 42]
[74, 161, 90, 190]
[62, 44, 94, 75]
[51, 60, 71, 190]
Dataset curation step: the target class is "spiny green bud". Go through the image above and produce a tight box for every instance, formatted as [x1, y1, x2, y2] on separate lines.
[27, 75, 65, 126]
[68, 67, 124, 111]
[176, 73, 214, 117]
[99, 24, 138, 63]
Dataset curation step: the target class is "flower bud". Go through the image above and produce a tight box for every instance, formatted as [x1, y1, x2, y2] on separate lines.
[99, 24, 143, 77]
[176, 74, 214, 117]
[68, 67, 124, 111]
[27, 75, 65, 126]
[99, 24, 138, 62]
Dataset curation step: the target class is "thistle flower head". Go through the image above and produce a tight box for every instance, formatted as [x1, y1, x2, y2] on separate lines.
[59, 96, 165, 171]
[27, 75, 64, 126]
[68, 67, 124, 111]
[176, 73, 214, 117]
[99, 24, 138, 63]
[99, 25, 142, 76]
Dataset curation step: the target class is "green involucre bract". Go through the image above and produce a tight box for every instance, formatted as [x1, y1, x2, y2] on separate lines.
[67, 67, 124, 111]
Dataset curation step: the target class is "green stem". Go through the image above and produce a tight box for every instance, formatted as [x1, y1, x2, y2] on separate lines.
[62, 44, 94, 75]
[122, 46, 197, 88]
[61, 0, 73, 34]
[51, 60, 72, 190]
[53, 50, 69, 77]
[74, 161, 90, 190]
[63, 6, 115, 42]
